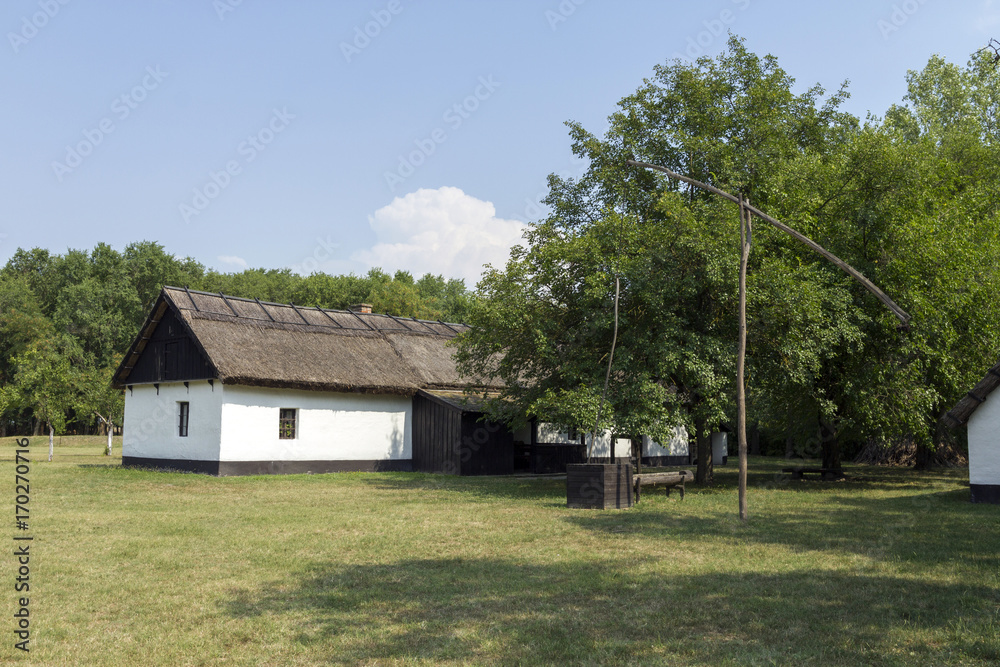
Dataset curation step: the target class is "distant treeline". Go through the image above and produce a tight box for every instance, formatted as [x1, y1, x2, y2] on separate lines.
[0, 241, 472, 436]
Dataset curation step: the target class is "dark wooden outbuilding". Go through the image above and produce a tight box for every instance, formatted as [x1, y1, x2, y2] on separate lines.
[412, 390, 514, 476]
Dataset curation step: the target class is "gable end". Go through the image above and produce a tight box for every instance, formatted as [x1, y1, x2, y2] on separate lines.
[115, 302, 216, 386]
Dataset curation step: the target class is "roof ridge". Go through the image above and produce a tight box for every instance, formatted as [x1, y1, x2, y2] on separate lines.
[162, 285, 469, 329]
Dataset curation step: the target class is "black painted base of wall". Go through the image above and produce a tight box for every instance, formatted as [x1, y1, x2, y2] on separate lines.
[587, 456, 633, 464]
[122, 456, 413, 476]
[970, 484, 1000, 504]
[640, 455, 691, 467]
[691, 455, 728, 466]
[572, 456, 691, 468]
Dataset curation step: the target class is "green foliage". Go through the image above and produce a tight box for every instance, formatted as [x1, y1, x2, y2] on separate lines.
[458, 36, 1000, 458]
[0, 336, 83, 434]
[456, 199, 736, 443]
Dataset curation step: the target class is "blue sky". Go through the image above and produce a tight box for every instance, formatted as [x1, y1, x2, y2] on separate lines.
[2, 0, 997, 285]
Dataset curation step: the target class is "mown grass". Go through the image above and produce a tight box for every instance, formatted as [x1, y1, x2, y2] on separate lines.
[2, 435, 998, 665]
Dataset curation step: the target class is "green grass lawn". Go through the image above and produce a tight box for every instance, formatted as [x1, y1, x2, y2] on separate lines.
[2, 436, 998, 666]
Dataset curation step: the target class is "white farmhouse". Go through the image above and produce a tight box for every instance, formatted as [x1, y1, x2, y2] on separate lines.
[113, 287, 500, 474]
[944, 361, 1000, 504]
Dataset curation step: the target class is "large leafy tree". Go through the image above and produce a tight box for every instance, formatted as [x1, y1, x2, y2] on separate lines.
[457, 36, 859, 481]
[458, 37, 1000, 478]
[456, 204, 736, 463]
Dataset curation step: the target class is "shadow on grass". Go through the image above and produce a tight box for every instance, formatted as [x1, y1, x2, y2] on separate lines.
[221, 557, 1000, 665]
[565, 485, 998, 573]
[359, 472, 567, 504]
[722, 459, 970, 495]
[361, 460, 968, 503]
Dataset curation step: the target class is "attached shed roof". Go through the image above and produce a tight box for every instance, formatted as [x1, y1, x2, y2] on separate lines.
[113, 287, 483, 395]
[418, 388, 496, 412]
[943, 358, 1000, 428]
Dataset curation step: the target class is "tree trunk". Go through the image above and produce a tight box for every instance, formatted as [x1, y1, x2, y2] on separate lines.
[48, 423, 54, 462]
[913, 439, 931, 470]
[695, 417, 713, 485]
[632, 438, 642, 475]
[107, 422, 114, 456]
[750, 422, 761, 456]
[820, 418, 840, 470]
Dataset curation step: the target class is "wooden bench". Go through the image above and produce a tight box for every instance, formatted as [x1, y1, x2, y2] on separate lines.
[633, 470, 693, 502]
[782, 467, 845, 481]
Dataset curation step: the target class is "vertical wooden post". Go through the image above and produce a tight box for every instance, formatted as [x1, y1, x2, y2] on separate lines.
[589, 275, 620, 463]
[737, 195, 751, 522]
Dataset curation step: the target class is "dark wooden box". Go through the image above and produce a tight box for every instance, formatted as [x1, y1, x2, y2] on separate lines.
[566, 463, 633, 509]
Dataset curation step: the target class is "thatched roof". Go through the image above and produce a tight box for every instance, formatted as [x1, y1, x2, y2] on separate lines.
[942, 358, 1000, 428]
[113, 287, 484, 395]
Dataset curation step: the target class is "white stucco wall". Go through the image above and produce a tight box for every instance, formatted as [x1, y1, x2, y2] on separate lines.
[218, 385, 411, 462]
[587, 430, 632, 458]
[642, 427, 689, 457]
[968, 392, 1000, 485]
[536, 423, 582, 444]
[543, 425, 689, 459]
[122, 381, 222, 460]
[712, 432, 728, 464]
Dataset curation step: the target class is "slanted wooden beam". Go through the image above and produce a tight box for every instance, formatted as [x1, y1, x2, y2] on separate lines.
[626, 159, 911, 327]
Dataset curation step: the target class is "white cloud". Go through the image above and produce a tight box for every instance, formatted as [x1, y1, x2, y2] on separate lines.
[217, 255, 248, 269]
[351, 186, 527, 285]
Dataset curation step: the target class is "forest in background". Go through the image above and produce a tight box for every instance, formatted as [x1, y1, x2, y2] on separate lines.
[0, 241, 472, 437]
